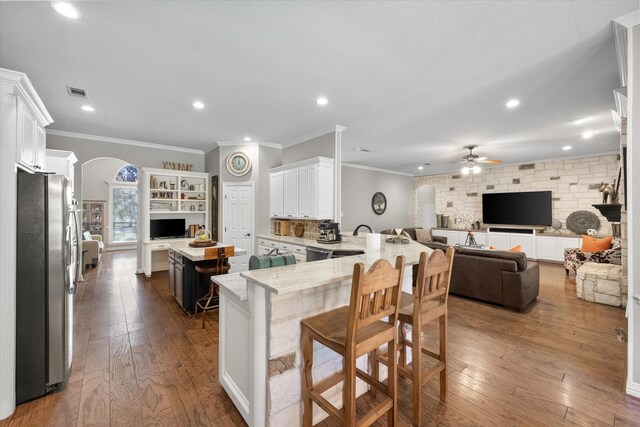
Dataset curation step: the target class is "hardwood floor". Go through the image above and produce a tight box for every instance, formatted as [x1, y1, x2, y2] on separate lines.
[2, 250, 639, 426]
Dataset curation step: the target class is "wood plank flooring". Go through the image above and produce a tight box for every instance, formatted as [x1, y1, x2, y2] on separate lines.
[1, 250, 639, 426]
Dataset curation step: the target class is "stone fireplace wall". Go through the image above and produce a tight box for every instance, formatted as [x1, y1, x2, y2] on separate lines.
[413, 154, 620, 235]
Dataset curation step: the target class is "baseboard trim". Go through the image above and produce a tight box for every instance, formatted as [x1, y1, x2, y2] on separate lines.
[627, 380, 640, 398]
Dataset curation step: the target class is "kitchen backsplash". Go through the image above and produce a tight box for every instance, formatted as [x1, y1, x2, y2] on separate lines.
[270, 219, 323, 239]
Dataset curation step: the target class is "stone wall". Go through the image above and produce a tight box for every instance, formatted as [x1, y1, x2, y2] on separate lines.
[413, 154, 620, 235]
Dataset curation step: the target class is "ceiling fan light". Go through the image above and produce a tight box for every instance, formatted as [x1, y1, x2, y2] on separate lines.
[461, 166, 470, 175]
[472, 165, 482, 174]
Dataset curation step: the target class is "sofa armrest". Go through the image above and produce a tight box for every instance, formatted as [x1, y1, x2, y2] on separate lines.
[502, 264, 540, 310]
[83, 240, 99, 258]
[432, 235, 447, 244]
[91, 234, 103, 242]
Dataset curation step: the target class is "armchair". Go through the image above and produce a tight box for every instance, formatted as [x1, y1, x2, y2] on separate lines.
[83, 234, 104, 268]
[564, 238, 621, 275]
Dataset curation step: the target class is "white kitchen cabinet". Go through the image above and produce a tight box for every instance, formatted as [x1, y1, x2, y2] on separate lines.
[34, 124, 46, 171]
[13, 82, 50, 173]
[269, 157, 334, 220]
[283, 169, 299, 218]
[269, 172, 284, 217]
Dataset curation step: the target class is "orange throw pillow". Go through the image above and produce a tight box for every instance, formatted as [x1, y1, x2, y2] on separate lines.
[509, 245, 522, 252]
[581, 235, 612, 252]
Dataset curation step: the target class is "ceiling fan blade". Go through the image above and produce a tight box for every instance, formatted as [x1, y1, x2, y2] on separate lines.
[478, 159, 503, 164]
[476, 156, 489, 161]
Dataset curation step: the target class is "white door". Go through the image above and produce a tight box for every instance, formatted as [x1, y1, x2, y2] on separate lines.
[224, 183, 254, 273]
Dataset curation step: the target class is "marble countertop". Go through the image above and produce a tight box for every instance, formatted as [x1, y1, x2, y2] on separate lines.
[241, 238, 431, 295]
[170, 241, 246, 261]
[213, 273, 247, 301]
[257, 234, 365, 251]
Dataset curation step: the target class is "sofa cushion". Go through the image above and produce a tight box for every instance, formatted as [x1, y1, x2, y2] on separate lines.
[415, 228, 432, 243]
[83, 231, 92, 241]
[455, 247, 528, 271]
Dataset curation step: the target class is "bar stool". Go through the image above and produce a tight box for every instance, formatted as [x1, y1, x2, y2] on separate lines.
[300, 256, 405, 427]
[375, 248, 454, 426]
[194, 246, 234, 328]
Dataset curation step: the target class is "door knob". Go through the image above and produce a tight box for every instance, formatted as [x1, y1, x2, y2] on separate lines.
[243, 233, 251, 237]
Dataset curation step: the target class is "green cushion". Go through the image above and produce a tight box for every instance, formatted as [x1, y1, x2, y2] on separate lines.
[83, 231, 92, 241]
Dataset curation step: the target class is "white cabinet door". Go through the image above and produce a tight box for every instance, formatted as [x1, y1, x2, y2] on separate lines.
[283, 169, 299, 218]
[488, 232, 510, 250]
[298, 167, 308, 218]
[316, 163, 333, 219]
[510, 234, 535, 257]
[306, 166, 317, 219]
[557, 237, 581, 261]
[537, 236, 557, 261]
[17, 98, 36, 171]
[269, 172, 284, 217]
[34, 124, 46, 171]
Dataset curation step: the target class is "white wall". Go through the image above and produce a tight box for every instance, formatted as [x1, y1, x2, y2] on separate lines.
[82, 158, 128, 201]
[341, 165, 414, 232]
[282, 132, 335, 164]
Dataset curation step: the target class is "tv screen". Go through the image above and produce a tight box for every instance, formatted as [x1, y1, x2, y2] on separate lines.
[482, 191, 552, 226]
[150, 219, 186, 239]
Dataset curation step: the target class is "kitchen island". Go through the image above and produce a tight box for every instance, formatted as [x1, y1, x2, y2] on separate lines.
[167, 241, 246, 313]
[216, 236, 431, 426]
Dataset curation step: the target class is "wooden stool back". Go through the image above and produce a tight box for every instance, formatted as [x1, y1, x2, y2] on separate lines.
[414, 247, 455, 310]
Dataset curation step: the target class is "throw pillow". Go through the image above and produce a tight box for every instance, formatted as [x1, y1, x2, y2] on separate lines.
[415, 228, 432, 243]
[509, 245, 522, 252]
[83, 231, 92, 241]
[581, 235, 612, 252]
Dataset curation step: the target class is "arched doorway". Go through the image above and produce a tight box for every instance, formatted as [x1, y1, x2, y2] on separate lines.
[81, 158, 139, 253]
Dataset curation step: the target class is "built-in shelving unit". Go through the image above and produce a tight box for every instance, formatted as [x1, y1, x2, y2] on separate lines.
[139, 167, 210, 276]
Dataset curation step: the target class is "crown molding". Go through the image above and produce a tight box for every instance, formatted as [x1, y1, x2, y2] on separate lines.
[1, 68, 53, 125]
[45, 129, 205, 155]
[342, 162, 414, 177]
[215, 140, 282, 149]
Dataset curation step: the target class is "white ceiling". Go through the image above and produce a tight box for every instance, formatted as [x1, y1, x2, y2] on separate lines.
[0, 1, 636, 175]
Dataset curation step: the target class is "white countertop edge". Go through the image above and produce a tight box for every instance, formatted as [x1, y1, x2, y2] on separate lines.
[213, 273, 248, 301]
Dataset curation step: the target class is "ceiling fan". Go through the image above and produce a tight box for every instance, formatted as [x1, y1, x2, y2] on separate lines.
[457, 145, 502, 174]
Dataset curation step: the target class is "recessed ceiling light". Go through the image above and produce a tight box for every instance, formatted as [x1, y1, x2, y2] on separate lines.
[316, 96, 328, 106]
[51, 2, 80, 19]
[81, 105, 95, 112]
[582, 131, 594, 139]
[562, 145, 572, 151]
[571, 117, 590, 125]
[505, 99, 520, 108]
[243, 137, 251, 142]
[192, 101, 205, 110]
[418, 166, 424, 170]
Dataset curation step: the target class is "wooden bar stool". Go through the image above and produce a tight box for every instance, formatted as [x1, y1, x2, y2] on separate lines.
[195, 246, 234, 328]
[376, 248, 454, 426]
[300, 256, 405, 427]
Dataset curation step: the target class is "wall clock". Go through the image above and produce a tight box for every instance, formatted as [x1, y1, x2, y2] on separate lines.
[226, 151, 252, 176]
[371, 192, 387, 215]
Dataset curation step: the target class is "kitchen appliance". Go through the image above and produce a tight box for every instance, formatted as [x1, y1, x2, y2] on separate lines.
[317, 221, 341, 244]
[16, 172, 78, 403]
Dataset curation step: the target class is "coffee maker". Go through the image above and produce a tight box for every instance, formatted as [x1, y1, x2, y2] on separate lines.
[317, 220, 342, 244]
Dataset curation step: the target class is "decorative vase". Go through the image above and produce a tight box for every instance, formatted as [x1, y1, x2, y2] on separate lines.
[294, 223, 304, 238]
[436, 214, 443, 228]
[441, 216, 449, 228]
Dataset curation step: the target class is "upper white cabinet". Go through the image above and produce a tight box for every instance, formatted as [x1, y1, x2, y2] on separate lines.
[269, 172, 284, 217]
[2, 69, 53, 173]
[269, 157, 334, 220]
[283, 169, 299, 218]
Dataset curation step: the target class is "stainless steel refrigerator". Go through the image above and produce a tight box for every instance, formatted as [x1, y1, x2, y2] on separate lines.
[16, 172, 78, 403]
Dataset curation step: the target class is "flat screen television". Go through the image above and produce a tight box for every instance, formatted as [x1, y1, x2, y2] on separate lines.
[150, 218, 186, 239]
[482, 191, 552, 226]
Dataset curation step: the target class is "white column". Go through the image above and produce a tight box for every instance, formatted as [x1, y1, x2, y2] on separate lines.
[626, 20, 640, 398]
[334, 125, 345, 222]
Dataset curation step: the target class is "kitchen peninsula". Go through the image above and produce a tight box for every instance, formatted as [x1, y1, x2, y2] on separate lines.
[216, 236, 431, 426]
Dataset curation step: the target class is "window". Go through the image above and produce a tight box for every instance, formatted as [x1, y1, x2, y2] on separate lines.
[110, 164, 138, 243]
[114, 164, 138, 183]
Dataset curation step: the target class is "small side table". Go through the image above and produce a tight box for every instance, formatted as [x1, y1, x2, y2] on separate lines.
[576, 262, 625, 307]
